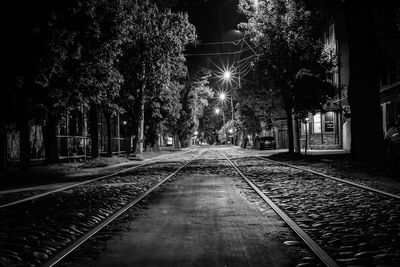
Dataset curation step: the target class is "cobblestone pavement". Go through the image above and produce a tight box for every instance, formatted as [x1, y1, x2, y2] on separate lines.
[0, 151, 200, 267]
[0, 148, 198, 204]
[58, 147, 319, 267]
[229, 156, 400, 266]
[1, 146, 399, 266]
[264, 153, 400, 196]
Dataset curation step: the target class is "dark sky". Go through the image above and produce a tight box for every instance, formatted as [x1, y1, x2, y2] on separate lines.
[176, 0, 245, 43]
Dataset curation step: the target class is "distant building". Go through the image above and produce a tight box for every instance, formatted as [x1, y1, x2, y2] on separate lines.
[300, 19, 350, 151]
[301, 11, 400, 152]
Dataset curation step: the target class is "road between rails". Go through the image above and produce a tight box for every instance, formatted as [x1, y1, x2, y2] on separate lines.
[58, 148, 319, 267]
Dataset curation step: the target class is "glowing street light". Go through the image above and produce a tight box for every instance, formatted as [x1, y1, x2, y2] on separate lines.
[219, 92, 226, 101]
[223, 71, 231, 81]
[215, 108, 220, 114]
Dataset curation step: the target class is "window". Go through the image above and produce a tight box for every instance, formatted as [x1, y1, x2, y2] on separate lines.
[325, 112, 334, 132]
[301, 123, 306, 135]
[313, 113, 321, 133]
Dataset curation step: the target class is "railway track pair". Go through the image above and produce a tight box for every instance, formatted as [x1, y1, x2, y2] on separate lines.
[1, 150, 399, 266]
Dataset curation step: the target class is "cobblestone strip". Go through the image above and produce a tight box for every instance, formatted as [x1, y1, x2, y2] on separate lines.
[232, 157, 400, 266]
[59, 150, 320, 267]
[259, 157, 400, 198]
[0, 160, 188, 267]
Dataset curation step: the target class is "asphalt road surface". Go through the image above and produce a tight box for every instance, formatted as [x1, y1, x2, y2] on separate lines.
[65, 150, 312, 267]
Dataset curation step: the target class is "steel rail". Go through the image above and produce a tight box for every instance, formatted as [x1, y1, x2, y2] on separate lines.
[251, 155, 400, 201]
[42, 158, 196, 267]
[0, 150, 196, 209]
[223, 154, 339, 267]
[0, 161, 153, 209]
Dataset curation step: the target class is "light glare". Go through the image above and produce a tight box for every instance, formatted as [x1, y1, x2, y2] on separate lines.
[223, 71, 231, 80]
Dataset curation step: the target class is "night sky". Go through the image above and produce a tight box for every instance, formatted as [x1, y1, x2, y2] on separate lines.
[177, 0, 245, 43]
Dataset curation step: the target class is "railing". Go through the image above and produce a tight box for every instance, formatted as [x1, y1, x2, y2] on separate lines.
[57, 135, 89, 160]
[57, 135, 131, 160]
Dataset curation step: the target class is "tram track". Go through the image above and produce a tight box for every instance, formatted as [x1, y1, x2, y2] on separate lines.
[58, 149, 321, 267]
[0, 161, 153, 209]
[251, 155, 400, 200]
[0, 149, 196, 209]
[225, 154, 400, 266]
[2, 148, 399, 266]
[42, 158, 195, 267]
[223, 154, 339, 267]
[0, 152, 200, 267]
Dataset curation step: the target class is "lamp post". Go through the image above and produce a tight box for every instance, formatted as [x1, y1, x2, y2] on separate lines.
[219, 72, 236, 145]
[215, 107, 226, 144]
[194, 130, 198, 146]
[304, 117, 309, 155]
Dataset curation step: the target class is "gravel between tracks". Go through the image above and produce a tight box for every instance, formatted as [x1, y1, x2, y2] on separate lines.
[0, 161, 186, 267]
[266, 153, 400, 196]
[232, 157, 400, 266]
[59, 149, 321, 267]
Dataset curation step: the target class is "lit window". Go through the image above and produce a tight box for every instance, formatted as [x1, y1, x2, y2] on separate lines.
[313, 113, 321, 133]
[325, 112, 334, 132]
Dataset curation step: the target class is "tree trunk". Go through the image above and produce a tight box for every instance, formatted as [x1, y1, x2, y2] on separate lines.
[135, 81, 145, 154]
[345, 0, 384, 160]
[293, 115, 300, 154]
[105, 113, 112, 157]
[43, 113, 59, 164]
[174, 134, 181, 149]
[285, 108, 294, 153]
[89, 104, 99, 159]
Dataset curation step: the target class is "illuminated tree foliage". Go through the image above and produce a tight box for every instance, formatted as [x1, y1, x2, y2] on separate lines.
[0, 0, 197, 167]
[119, 0, 197, 153]
[172, 68, 213, 148]
[238, 0, 335, 153]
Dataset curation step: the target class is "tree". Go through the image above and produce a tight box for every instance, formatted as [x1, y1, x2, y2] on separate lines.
[170, 68, 213, 148]
[64, 0, 125, 159]
[119, 0, 196, 153]
[239, 0, 335, 153]
[293, 69, 337, 118]
[1, 0, 127, 164]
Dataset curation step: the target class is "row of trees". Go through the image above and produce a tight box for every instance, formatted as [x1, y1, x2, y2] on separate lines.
[236, 0, 400, 160]
[237, 0, 336, 153]
[0, 0, 211, 167]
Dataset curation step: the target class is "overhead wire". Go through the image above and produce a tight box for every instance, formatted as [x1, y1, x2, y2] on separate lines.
[184, 48, 254, 56]
[192, 37, 245, 46]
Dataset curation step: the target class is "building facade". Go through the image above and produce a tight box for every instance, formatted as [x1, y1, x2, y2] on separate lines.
[300, 20, 351, 151]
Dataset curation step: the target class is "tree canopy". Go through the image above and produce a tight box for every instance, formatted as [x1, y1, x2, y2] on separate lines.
[238, 0, 336, 152]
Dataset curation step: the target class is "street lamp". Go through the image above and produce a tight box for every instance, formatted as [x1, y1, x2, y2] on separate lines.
[218, 90, 235, 145]
[304, 117, 309, 155]
[193, 130, 198, 146]
[223, 71, 231, 80]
